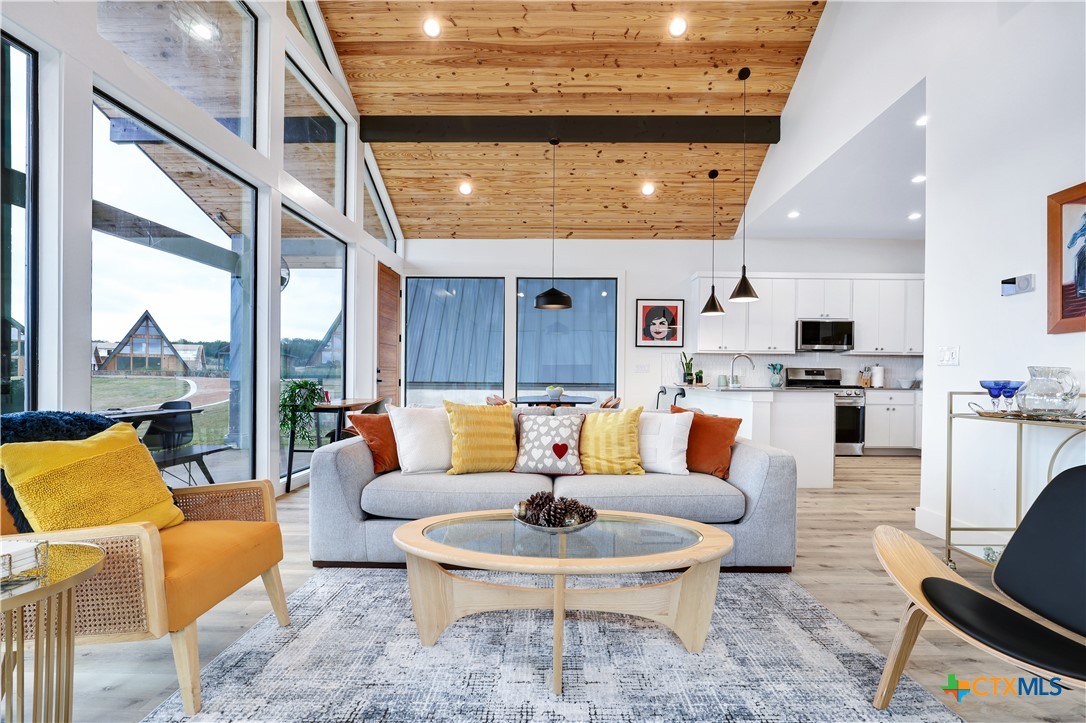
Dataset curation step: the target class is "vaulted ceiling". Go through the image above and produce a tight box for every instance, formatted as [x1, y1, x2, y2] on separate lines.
[321, 1, 825, 239]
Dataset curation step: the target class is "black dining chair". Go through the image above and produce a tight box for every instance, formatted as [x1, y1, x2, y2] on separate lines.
[141, 400, 194, 450]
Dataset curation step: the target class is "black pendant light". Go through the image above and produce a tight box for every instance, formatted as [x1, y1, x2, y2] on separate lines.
[535, 138, 572, 310]
[700, 169, 725, 316]
[730, 66, 759, 303]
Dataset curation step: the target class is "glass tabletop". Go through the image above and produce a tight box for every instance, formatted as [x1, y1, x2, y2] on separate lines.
[1, 542, 105, 603]
[423, 512, 702, 559]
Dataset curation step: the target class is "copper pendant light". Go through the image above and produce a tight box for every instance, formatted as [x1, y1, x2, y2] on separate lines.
[730, 67, 760, 303]
[700, 169, 725, 316]
[535, 138, 572, 310]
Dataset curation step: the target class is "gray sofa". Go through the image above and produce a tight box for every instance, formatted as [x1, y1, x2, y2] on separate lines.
[308, 423, 798, 570]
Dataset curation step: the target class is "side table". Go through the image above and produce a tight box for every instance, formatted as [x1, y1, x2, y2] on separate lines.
[2, 542, 105, 723]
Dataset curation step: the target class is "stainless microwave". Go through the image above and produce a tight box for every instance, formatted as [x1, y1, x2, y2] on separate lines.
[796, 319, 854, 352]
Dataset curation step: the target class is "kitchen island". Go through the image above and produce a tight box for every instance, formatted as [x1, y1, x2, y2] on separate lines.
[671, 386, 836, 488]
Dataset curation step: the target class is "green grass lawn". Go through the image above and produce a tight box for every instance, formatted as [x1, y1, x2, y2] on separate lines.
[90, 376, 189, 411]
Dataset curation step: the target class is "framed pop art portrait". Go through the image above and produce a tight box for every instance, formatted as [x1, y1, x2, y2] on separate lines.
[635, 299, 684, 347]
[1048, 181, 1086, 333]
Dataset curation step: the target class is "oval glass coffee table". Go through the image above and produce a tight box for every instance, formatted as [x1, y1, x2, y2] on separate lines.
[393, 510, 734, 694]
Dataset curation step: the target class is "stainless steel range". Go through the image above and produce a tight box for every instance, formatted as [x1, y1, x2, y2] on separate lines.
[784, 368, 865, 456]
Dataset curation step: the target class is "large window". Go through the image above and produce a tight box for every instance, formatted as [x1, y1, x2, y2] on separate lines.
[284, 57, 346, 211]
[97, 1, 256, 145]
[279, 207, 346, 475]
[405, 277, 504, 406]
[363, 163, 395, 251]
[90, 93, 256, 483]
[285, 1, 329, 69]
[1, 36, 34, 413]
[517, 278, 617, 400]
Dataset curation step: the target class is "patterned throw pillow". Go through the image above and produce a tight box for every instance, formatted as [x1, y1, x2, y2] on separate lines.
[443, 401, 518, 475]
[514, 414, 585, 475]
[580, 406, 645, 475]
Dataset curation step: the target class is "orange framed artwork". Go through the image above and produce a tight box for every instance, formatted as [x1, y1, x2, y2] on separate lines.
[1048, 181, 1086, 334]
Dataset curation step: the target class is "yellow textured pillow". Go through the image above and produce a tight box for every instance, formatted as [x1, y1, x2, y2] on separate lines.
[581, 407, 645, 475]
[0, 423, 184, 532]
[443, 401, 517, 474]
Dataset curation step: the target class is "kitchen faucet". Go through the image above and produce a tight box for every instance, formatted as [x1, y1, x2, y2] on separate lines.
[729, 353, 755, 387]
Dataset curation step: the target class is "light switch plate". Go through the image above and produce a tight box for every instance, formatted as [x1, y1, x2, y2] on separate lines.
[937, 346, 960, 366]
[634, 364, 650, 374]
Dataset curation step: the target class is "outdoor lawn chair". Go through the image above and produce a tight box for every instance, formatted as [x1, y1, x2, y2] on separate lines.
[871, 464, 1085, 709]
[0, 411, 290, 715]
[141, 401, 229, 485]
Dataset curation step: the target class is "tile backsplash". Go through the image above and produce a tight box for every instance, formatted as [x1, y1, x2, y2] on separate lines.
[663, 351, 923, 389]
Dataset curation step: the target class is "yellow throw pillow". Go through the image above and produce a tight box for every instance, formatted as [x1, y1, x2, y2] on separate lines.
[443, 401, 517, 474]
[581, 407, 645, 475]
[0, 423, 184, 532]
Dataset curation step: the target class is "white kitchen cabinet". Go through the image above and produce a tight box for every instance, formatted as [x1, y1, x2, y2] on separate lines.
[746, 278, 796, 353]
[904, 280, 924, 354]
[695, 276, 746, 352]
[796, 279, 851, 319]
[852, 279, 906, 353]
[915, 392, 923, 448]
[865, 391, 917, 448]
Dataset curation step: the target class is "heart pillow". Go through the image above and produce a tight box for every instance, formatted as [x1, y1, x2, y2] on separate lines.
[514, 415, 584, 476]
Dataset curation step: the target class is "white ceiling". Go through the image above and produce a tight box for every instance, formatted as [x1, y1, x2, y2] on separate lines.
[745, 81, 926, 241]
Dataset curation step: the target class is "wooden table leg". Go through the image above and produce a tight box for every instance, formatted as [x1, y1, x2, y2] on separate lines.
[553, 574, 566, 695]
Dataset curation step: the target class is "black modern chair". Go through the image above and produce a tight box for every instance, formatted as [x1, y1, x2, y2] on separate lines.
[141, 400, 194, 450]
[871, 465, 1086, 708]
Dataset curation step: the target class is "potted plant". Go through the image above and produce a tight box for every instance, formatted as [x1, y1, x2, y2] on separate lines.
[680, 352, 694, 385]
[546, 384, 564, 399]
[279, 379, 325, 445]
[695, 369, 704, 385]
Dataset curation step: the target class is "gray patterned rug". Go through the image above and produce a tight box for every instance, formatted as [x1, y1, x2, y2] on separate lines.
[145, 569, 958, 722]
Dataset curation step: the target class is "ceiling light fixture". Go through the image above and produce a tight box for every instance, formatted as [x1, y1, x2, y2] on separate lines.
[535, 138, 572, 310]
[641, 181, 656, 196]
[422, 18, 441, 38]
[911, 174, 926, 183]
[787, 210, 800, 219]
[668, 17, 687, 37]
[700, 169, 725, 316]
[458, 181, 473, 195]
[908, 212, 922, 220]
[915, 115, 929, 127]
[190, 22, 216, 41]
[729, 67, 759, 303]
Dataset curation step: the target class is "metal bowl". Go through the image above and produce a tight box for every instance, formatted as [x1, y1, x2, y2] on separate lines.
[514, 516, 596, 535]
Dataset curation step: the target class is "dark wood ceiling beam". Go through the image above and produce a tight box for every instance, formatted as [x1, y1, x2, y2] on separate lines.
[360, 115, 779, 144]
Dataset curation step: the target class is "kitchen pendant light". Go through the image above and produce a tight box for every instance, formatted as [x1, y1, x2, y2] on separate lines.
[700, 169, 725, 316]
[730, 67, 760, 303]
[535, 138, 572, 310]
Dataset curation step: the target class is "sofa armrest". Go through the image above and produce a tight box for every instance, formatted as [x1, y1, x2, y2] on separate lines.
[725, 438, 798, 567]
[308, 436, 377, 524]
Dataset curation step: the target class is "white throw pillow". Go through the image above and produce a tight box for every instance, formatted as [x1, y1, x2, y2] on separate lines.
[387, 406, 453, 474]
[638, 411, 693, 475]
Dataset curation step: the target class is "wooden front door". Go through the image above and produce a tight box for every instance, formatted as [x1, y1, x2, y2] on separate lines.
[377, 263, 401, 406]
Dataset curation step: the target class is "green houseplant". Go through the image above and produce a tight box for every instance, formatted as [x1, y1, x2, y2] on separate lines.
[279, 379, 325, 445]
[680, 352, 694, 385]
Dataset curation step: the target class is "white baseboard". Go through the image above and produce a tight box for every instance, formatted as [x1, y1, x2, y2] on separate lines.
[913, 506, 945, 539]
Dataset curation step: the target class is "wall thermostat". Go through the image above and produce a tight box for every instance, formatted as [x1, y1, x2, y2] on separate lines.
[1000, 274, 1035, 296]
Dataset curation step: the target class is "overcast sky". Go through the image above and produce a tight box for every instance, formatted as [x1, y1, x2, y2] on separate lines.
[90, 108, 342, 343]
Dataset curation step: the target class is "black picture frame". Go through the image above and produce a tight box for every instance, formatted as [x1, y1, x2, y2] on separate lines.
[635, 299, 684, 347]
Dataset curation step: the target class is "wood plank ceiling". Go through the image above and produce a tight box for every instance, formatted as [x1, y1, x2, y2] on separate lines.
[321, 1, 825, 239]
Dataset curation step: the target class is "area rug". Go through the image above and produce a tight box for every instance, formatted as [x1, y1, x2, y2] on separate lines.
[145, 569, 958, 722]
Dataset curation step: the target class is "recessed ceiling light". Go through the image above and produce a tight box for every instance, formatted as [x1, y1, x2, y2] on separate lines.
[908, 212, 922, 220]
[517, 292, 525, 297]
[601, 291, 608, 297]
[915, 115, 929, 127]
[422, 18, 441, 38]
[458, 181, 473, 195]
[911, 174, 927, 183]
[787, 210, 800, 219]
[668, 17, 687, 37]
[641, 182, 656, 196]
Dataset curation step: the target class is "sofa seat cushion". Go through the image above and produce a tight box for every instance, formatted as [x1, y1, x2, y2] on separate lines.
[552, 473, 744, 524]
[361, 472, 553, 519]
[159, 520, 284, 632]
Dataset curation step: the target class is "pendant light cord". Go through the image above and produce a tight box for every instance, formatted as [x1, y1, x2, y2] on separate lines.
[551, 140, 557, 286]
[711, 172, 716, 288]
[742, 72, 747, 268]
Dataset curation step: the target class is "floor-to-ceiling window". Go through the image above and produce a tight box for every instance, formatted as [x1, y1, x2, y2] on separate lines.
[90, 93, 256, 482]
[405, 277, 504, 406]
[1, 35, 34, 414]
[363, 163, 395, 251]
[286, 1, 329, 69]
[279, 207, 346, 475]
[517, 278, 617, 401]
[284, 57, 346, 211]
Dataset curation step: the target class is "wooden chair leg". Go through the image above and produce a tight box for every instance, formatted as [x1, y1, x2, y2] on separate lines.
[873, 602, 928, 709]
[261, 566, 291, 626]
[169, 623, 201, 715]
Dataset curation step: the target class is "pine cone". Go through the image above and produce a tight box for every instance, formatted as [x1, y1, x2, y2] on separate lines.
[539, 503, 568, 527]
[566, 499, 597, 523]
[525, 491, 554, 515]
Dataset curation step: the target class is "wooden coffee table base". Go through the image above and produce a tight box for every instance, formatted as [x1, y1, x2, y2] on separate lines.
[404, 554, 721, 694]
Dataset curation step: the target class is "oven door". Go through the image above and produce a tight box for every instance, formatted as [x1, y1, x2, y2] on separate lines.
[797, 320, 855, 351]
[834, 400, 865, 456]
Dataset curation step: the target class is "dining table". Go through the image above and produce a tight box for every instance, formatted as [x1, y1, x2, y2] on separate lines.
[511, 395, 598, 407]
[101, 407, 203, 427]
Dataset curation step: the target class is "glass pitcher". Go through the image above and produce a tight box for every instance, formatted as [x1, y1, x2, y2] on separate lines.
[1015, 366, 1080, 417]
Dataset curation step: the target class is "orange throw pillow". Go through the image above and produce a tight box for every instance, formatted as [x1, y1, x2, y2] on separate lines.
[671, 405, 742, 479]
[347, 413, 400, 474]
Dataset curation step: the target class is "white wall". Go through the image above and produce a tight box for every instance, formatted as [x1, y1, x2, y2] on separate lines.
[406, 237, 923, 409]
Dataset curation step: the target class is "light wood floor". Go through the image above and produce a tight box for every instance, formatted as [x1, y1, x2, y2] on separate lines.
[68, 456, 1084, 722]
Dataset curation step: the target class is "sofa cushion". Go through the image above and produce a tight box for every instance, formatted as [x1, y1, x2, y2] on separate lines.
[443, 401, 517, 474]
[346, 413, 399, 474]
[552, 473, 745, 523]
[580, 406, 645, 475]
[361, 471, 553, 519]
[514, 414, 585, 475]
[672, 405, 742, 479]
[638, 410, 693, 475]
[388, 406, 453, 474]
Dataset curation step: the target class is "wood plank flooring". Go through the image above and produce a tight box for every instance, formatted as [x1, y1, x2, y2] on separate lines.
[68, 456, 1084, 722]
